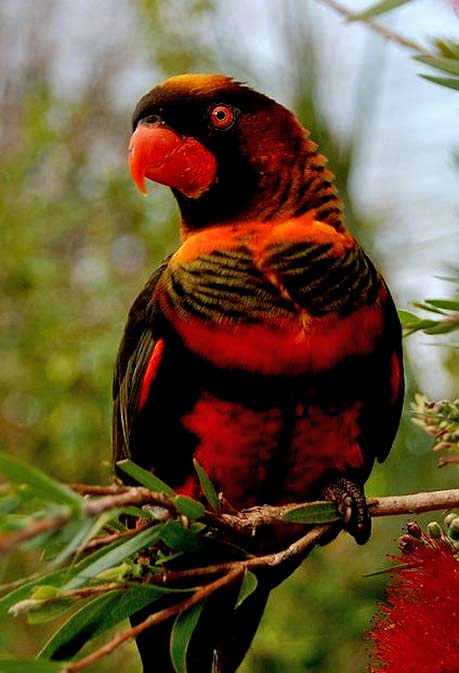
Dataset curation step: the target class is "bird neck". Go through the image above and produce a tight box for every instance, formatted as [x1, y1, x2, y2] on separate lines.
[252, 133, 345, 232]
[178, 133, 345, 235]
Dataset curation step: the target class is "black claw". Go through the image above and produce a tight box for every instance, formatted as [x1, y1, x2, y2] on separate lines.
[322, 476, 371, 545]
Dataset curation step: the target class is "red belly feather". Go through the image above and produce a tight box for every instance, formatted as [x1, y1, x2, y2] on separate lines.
[177, 392, 364, 509]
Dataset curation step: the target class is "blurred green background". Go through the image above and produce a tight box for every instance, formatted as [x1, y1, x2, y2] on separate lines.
[1, 1, 458, 671]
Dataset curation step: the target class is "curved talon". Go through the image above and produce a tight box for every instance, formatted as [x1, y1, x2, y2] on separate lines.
[322, 476, 371, 545]
[341, 501, 353, 526]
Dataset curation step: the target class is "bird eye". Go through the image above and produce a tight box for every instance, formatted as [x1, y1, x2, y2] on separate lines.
[209, 104, 237, 130]
[143, 114, 160, 125]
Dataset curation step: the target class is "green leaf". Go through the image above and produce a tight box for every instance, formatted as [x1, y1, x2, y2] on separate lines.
[235, 570, 258, 609]
[282, 502, 340, 524]
[398, 309, 422, 326]
[27, 598, 74, 625]
[415, 55, 459, 76]
[0, 495, 23, 515]
[424, 321, 459, 335]
[170, 601, 205, 673]
[41, 516, 95, 564]
[0, 661, 62, 673]
[159, 521, 248, 559]
[193, 460, 220, 511]
[160, 521, 206, 554]
[0, 453, 81, 508]
[116, 459, 175, 497]
[425, 298, 459, 311]
[412, 302, 447, 315]
[40, 585, 186, 660]
[349, 0, 412, 21]
[174, 496, 205, 520]
[64, 523, 164, 589]
[420, 74, 459, 91]
[433, 39, 459, 59]
[399, 308, 439, 335]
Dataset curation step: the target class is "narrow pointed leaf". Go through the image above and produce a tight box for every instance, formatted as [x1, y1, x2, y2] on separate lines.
[433, 39, 459, 59]
[425, 298, 459, 310]
[170, 600, 205, 673]
[174, 496, 205, 520]
[424, 320, 459, 334]
[420, 74, 459, 90]
[40, 584, 187, 660]
[193, 460, 220, 511]
[160, 521, 206, 554]
[116, 459, 175, 496]
[412, 302, 447, 315]
[398, 309, 421, 326]
[415, 55, 459, 76]
[41, 517, 95, 564]
[235, 570, 258, 609]
[349, 0, 412, 21]
[282, 502, 340, 524]
[0, 453, 81, 508]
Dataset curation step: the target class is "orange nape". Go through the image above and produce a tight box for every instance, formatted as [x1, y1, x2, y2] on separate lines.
[128, 124, 217, 197]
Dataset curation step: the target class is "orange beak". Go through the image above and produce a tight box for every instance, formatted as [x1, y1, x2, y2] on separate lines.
[128, 123, 217, 198]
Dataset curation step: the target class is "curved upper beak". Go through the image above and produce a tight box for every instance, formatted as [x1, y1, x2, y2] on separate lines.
[128, 123, 217, 198]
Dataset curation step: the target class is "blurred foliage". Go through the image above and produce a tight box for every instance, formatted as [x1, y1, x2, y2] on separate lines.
[1, 1, 458, 672]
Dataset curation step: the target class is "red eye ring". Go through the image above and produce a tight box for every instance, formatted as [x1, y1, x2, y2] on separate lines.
[209, 104, 236, 130]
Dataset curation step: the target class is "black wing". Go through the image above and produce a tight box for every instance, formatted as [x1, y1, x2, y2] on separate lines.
[112, 259, 169, 465]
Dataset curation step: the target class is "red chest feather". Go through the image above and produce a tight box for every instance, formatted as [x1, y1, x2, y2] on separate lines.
[157, 217, 385, 376]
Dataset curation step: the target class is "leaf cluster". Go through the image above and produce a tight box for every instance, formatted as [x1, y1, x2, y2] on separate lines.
[399, 297, 459, 337]
[0, 454, 336, 673]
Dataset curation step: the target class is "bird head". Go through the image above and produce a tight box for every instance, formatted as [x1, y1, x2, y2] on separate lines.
[128, 74, 317, 231]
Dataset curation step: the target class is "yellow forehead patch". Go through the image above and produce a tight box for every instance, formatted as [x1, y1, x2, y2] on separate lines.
[159, 73, 235, 96]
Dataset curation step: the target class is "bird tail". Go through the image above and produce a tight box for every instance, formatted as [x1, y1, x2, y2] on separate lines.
[132, 584, 270, 673]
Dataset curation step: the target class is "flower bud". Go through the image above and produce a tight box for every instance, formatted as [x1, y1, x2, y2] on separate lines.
[447, 517, 459, 540]
[444, 512, 457, 527]
[406, 521, 422, 538]
[426, 521, 443, 538]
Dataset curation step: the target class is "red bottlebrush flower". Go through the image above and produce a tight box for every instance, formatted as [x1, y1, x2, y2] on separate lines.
[368, 533, 459, 673]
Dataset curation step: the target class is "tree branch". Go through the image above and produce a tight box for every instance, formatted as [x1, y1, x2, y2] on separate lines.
[5, 485, 459, 671]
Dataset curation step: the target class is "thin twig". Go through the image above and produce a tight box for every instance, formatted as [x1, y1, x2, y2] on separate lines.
[367, 490, 459, 517]
[68, 483, 130, 496]
[80, 520, 151, 553]
[316, 0, 425, 52]
[9, 583, 127, 617]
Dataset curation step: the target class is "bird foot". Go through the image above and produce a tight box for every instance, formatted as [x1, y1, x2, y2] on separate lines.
[322, 476, 371, 545]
